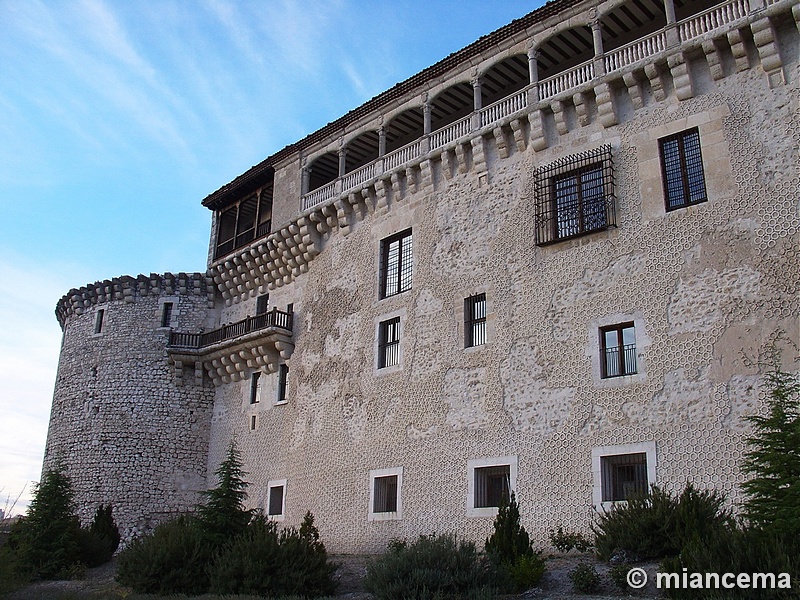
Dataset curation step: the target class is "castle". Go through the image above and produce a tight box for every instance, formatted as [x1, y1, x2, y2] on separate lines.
[45, 0, 799, 552]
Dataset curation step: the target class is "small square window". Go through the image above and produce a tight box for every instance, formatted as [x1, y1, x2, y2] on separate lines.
[378, 317, 401, 369]
[268, 483, 285, 518]
[373, 475, 398, 513]
[249, 372, 261, 404]
[277, 364, 288, 403]
[161, 302, 174, 328]
[600, 323, 637, 378]
[369, 467, 403, 521]
[94, 309, 105, 334]
[601, 453, 648, 502]
[474, 465, 510, 508]
[379, 229, 412, 299]
[659, 128, 707, 211]
[464, 294, 487, 348]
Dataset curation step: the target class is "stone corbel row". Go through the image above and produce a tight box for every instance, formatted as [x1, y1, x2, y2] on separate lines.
[56, 272, 216, 328]
[170, 333, 294, 387]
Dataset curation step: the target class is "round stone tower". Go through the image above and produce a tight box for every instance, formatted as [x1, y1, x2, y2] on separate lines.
[44, 272, 217, 538]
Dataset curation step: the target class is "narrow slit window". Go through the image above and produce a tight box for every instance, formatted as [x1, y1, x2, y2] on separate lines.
[464, 294, 487, 348]
[378, 317, 401, 369]
[161, 302, 174, 328]
[94, 309, 105, 334]
[268, 484, 284, 517]
[277, 364, 288, 403]
[250, 372, 260, 404]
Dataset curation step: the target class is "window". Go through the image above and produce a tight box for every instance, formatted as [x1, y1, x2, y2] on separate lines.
[659, 128, 707, 211]
[249, 372, 260, 404]
[464, 294, 487, 348]
[378, 317, 401, 369]
[600, 323, 637, 378]
[534, 145, 615, 245]
[256, 294, 269, 315]
[372, 475, 398, 513]
[379, 229, 412, 298]
[267, 481, 286, 519]
[249, 415, 257, 431]
[94, 309, 105, 334]
[600, 453, 648, 502]
[276, 364, 288, 403]
[161, 302, 174, 328]
[369, 467, 403, 521]
[467, 456, 517, 516]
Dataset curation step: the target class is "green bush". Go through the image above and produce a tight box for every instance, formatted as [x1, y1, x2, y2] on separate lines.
[569, 561, 601, 593]
[593, 483, 732, 561]
[507, 552, 546, 592]
[549, 525, 593, 553]
[78, 504, 120, 567]
[608, 562, 632, 590]
[115, 516, 212, 595]
[209, 512, 337, 597]
[366, 533, 495, 599]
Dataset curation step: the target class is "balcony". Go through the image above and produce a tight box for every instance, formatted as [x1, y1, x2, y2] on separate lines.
[168, 308, 294, 386]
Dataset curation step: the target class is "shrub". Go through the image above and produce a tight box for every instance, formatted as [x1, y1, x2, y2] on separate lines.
[608, 562, 632, 590]
[485, 492, 545, 591]
[115, 516, 212, 594]
[593, 482, 732, 561]
[569, 561, 601, 593]
[209, 512, 337, 597]
[549, 525, 593, 553]
[78, 504, 120, 567]
[366, 533, 495, 599]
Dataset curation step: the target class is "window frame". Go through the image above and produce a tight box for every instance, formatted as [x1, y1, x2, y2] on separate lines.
[377, 317, 401, 369]
[600, 322, 637, 379]
[267, 479, 286, 521]
[534, 145, 616, 246]
[464, 293, 487, 348]
[467, 456, 517, 517]
[368, 467, 403, 521]
[276, 364, 289, 404]
[659, 127, 707, 211]
[249, 371, 261, 404]
[93, 309, 105, 335]
[592, 442, 657, 510]
[379, 229, 413, 299]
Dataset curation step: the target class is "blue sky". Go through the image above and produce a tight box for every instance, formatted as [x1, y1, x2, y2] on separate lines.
[0, 0, 541, 515]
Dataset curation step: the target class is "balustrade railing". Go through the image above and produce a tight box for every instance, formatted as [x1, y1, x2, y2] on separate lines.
[678, 0, 748, 41]
[429, 116, 472, 150]
[303, 181, 337, 211]
[168, 308, 293, 350]
[480, 90, 528, 127]
[604, 30, 668, 73]
[342, 162, 375, 192]
[383, 141, 421, 171]
[539, 60, 595, 100]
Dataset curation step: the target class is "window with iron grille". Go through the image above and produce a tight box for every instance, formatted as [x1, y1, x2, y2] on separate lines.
[379, 229, 412, 298]
[464, 294, 487, 348]
[600, 323, 637, 378]
[277, 364, 288, 403]
[378, 317, 401, 369]
[249, 372, 260, 404]
[534, 145, 615, 245]
[601, 453, 648, 501]
[267, 480, 286, 519]
[474, 465, 510, 508]
[372, 475, 398, 513]
[161, 302, 174, 328]
[659, 128, 707, 211]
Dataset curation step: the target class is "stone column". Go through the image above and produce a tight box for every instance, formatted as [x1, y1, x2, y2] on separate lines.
[423, 98, 432, 135]
[301, 167, 310, 196]
[528, 45, 541, 104]
[338, 147, 347, 177]
[378, 126, 386, 157]
[472, 77, 483, 129]
[591, 19, 605, 76]
[664, 0, 679, 46]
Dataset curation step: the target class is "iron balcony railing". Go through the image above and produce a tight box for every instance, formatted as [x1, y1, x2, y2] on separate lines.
[168, 308, 293, 349]
[603, 344, 638, 378]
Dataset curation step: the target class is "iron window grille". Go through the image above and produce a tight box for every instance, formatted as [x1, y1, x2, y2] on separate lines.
[534, 145, 616, 245]
[474, 465, 510, 508]
[268, 484, 284, 516]
[372, 475, 399, 513]
[465, 294, 487, 348]
[249, 372, 260, 404]
[277, 364, 289, 403]
[601, 323, 637, 378]
[601, 453, 648, 501]
[378, 317, 401, 369]
[161, 302, 174, 328]
[379, 229, 412, 299]
[659, 128, 707, 211]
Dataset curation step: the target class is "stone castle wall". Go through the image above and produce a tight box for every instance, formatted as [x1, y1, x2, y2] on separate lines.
[45, 274, 218, 537]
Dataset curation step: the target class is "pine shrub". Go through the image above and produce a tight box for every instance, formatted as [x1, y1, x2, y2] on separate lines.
[78, 504, 120, 567]
[115, 516, 212, 594]
[366, 533, 495, 599]
[569, 561, 601, 593]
